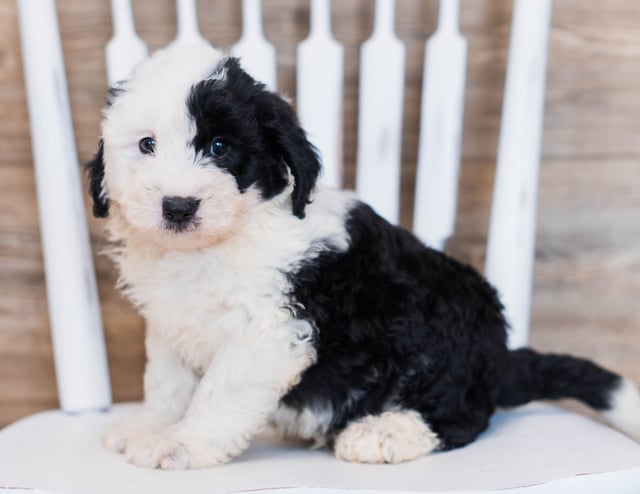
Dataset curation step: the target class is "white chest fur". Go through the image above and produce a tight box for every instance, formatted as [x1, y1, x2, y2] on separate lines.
[117, 245, 298, 373]
[110, 187, 356, 375]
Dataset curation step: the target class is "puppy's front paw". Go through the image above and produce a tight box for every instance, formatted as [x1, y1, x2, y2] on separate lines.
[123, 425, 245, 470]
[103, 413, 167, 454]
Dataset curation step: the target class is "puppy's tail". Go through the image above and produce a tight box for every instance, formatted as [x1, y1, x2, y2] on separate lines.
[498, 348, 640, 441]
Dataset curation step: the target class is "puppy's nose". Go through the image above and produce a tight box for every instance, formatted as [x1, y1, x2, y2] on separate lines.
[162, 196, 201, 222]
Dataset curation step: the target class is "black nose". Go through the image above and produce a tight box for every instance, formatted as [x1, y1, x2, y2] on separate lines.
[162, 196, 201, 223]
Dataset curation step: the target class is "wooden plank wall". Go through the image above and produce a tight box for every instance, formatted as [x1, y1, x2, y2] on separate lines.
[0, 0, 639, 427]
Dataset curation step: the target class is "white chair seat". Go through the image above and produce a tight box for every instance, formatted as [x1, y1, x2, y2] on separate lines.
[1, 403, 639, 494]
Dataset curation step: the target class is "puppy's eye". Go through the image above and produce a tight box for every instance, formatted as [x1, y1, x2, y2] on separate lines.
[209, 137, 229, 157]
[139, 137, 156, 154]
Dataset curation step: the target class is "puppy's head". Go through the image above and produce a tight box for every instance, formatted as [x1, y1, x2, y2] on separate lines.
[87, 45, 320, 250]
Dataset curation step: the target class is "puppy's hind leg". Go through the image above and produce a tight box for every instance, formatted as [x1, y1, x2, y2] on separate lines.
[334, 410, 440, 464]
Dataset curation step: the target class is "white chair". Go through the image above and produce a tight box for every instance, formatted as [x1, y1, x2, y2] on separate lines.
[2, 1, 640, 493]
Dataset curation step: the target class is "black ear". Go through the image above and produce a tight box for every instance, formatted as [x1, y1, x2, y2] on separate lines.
[192, 57, 321, 218]
[257, 91, 321, 219]
[85, 139, 109, 218]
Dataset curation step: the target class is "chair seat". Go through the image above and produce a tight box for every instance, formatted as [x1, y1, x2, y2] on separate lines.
[1, 403, 639, 494]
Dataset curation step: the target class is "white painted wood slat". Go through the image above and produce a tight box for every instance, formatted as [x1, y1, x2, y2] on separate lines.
[16, 0, 111, 413]
[172, 0, 209, 48]
[231, 0, 277, 91]
[297, 0, 344, 189]
[105, 0, 148, 85]
[413, 0, 467, 250]
[485, 0, 554, 349]
[355, 0, 405, 224]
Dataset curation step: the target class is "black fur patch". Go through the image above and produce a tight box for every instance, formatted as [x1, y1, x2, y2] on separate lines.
[86, 84, 124, 216]
[498, 348, 621, 410]
[284, 203, 509, 450]
[187, 58, 320, 218]
[283, 203, 623, 450]
[86, 139, 109, 218]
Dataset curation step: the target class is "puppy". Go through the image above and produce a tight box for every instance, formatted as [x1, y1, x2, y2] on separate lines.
[87, 45, 640, 469]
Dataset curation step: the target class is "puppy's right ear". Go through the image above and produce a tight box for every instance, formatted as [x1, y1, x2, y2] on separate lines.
[86, 139, 109, 218]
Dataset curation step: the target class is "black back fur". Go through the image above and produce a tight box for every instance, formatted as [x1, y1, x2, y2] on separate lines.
[283, 203, 623, 450]
[284, 203, 509, 450]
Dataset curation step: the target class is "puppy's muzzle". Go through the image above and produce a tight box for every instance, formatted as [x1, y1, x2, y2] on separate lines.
[162, 196, 201, 231]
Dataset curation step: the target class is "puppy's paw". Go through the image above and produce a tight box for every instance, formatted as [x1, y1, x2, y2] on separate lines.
[123, 425, 246, 470]
[102, 413, 168, 454]
[334, 410, 439, 464]
[122, 432, 196, 469]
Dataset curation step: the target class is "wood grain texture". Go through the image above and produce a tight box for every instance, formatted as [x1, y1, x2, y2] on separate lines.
[0, 0, 639, 428]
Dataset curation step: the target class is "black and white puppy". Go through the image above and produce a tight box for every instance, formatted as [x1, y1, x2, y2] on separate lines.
[87, 45, 640, 469]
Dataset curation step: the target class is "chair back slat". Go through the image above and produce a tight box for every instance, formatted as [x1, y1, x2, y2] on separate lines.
[173, 0, 209, 48]
[17, 0, 111, 413]
[297, 0, 344, 189]
[105, 0, 148, 86]
[355, 0, 405, 224]
[230, 0, 277, 91]
[485, 0, 553, 349]
[412, 0, 467, 251]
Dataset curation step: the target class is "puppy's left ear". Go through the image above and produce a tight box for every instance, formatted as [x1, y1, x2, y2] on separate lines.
[258, 93, 321, 219]
[85, 139, 110, 218]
